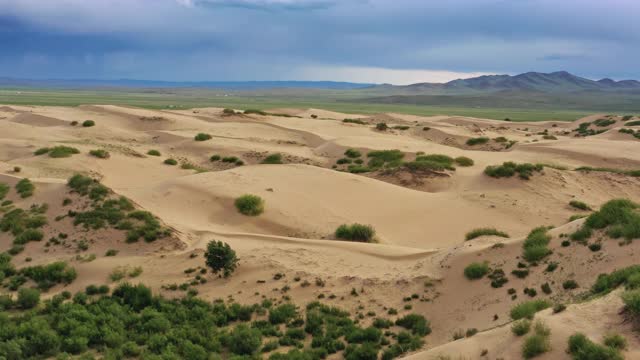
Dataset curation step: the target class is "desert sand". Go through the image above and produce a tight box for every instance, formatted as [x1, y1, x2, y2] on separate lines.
[1, 104, 640, 359]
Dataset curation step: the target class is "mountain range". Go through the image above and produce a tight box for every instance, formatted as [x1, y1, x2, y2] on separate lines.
[1, 71, 639, 94]
[372, 71, 640, 94]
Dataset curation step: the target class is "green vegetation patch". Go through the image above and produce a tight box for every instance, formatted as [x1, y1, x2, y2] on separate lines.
[463, 262, 489, 280]
[510, 299, 551, 320]
[0, 183, 9, 200]
[570, 199, 640, 243]
[569, 200, 591, 211]
[343, 118, 366, 125]
[454, 156, 474, 167]
[522, 226, 552, 262]
[68, 174, 170, 243]
[335, 223, 376, 242]
[262, 153, 283, 164]
[465, 228, 509, 241]
[466, 137, 490, 146]
[82, 120, 95, 127]
[147, 149, 161, 156]
[575, 166, 640, 177]
[568, 333, 623, 360]
[89, 149, 110, 159]
[485, 162, 544, 180]
[0, 279, 433, 360]
[235, 194, 265, 216]
[48, 146, 81, 158]
[194, 133, 212, 141]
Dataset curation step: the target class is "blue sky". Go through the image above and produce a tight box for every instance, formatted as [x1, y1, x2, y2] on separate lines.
[1, 0, 638, 84]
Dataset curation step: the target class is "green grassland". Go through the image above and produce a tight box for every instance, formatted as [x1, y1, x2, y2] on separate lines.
[0, 87, 608, 122]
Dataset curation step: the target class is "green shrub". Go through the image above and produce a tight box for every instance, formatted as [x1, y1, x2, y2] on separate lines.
[82, 120, 95, 127]
[569, 200, 591, 211]
[375, 122, 388, 131]
[14, 228, 44, 244]
[571, 199, 640, 243]
[344, 149, 362, 158]
[204, 240, 238, 278]
[625, 120, 640, 126]
[15, 178, 35, 198]
[262, 153, 283, 164]
[34, 147, 50, 155]
[0, 183, 8, 200]
[594, 118, 616, 127]
[89, 149, 110, 159]
[147, 149, 161, 156]
[592, 265, 640, 294]
[194, 133, 212, 141]
[343, 118, 366, 125]
[454, 156, 474, 167]
[552, 303, 566, 313]
[603, 333, 627, 350]
[395, 314, 431, 336]
[235, 194, 264, 216]
[522, 227, 551, 262]
[164, 158, 177, 165]
[466, 137, 490, 146]
[465, 228, 509, 241]
[570, 226, 593, 242]
[405, 154, 456, 172]
[334, 223, 375, 242]
[269, 303, 298, 324]
[209, 154, 221, 161]
[228, 324, 262, 355]
[568, 333, 623, 360]
[511, 319, 531, 336]
[48, 146, 80, 158]
[223, 108, 236, 115]
[622, 289, 640, 315]
[485, 162, 544, 180]
[510, 299, 551, 320]
[562, 280, 578, 290]
[464, 262, 489, 280]
[367, 150, 404, 169]
[522, 333, 550, 358]
[17, 287, 40, 309]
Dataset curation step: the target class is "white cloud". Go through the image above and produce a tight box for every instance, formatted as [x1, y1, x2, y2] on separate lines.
[291, 65, 494, 85]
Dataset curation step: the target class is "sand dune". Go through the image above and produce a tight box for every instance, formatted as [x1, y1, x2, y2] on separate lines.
[2, 104, 640, 358]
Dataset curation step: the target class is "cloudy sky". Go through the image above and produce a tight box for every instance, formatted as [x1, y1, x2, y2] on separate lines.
[1, 0, 638, 84]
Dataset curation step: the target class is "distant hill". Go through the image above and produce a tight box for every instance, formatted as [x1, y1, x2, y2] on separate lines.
[0, 78, 374, 90]
[369, 71, 640, 94]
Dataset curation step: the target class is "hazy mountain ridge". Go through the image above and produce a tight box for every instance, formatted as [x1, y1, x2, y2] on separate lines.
[386, 71, 640, 94]
[0, 77, 374, 90]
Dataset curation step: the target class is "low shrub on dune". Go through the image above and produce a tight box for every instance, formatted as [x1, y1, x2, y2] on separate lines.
[484, 162, 543, 180]
[463, 262, 489, 280]
[89, 149, 110, 159]
[465, 228, 509, 241]
[235, 194, 265, 216]
[335, 223, 376, 242]
[48, 146, 80, 158]
[262, 153, 283, 164]
[466, 137, 490, 146]
[194, 133, 212, 141]
[454, 156, 474, 167]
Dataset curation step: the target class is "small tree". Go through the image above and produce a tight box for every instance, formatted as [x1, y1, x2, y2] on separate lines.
[205, 240, 238, 278]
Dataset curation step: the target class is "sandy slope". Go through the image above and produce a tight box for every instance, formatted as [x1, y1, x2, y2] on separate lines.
[1, 105, 640, 358]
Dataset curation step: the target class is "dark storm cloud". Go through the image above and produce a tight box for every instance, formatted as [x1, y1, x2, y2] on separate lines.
[0, 0, 638, 83]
